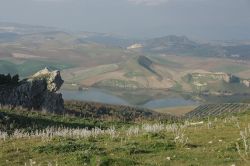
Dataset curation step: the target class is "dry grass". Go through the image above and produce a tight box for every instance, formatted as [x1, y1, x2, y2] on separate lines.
[155, 105, 197, 116]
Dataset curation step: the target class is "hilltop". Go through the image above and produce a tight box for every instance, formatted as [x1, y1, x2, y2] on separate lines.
[1, 102, 250, 165]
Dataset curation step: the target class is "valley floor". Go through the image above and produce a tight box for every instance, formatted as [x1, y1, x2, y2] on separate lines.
[1, 108, 250, 165]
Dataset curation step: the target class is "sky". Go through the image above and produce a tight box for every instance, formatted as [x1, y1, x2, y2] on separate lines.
[0, 0, 250, 40]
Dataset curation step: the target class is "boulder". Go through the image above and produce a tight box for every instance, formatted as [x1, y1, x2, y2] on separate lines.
[0, 68, 65, 113]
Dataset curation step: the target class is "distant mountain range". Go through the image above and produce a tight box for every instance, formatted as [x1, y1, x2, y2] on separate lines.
[1, 22, 250, 59]
[0, 22, 57, 34]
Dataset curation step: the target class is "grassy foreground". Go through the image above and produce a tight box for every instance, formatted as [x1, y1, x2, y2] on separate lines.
[1, 108, 250, 165]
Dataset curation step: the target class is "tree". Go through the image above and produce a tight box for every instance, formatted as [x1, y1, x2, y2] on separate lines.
[230, 75, 240, 83]
[0, 74, 5, 84]
[6, 74, 11, 83]
[11, 74, 19, 85]
[0, 74, 19, 85]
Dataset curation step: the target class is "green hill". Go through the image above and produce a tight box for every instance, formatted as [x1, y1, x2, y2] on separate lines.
[1, 103, 250, 165]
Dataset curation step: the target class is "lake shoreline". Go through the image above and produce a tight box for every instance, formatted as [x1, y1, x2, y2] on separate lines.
[61, 88, 198, 110]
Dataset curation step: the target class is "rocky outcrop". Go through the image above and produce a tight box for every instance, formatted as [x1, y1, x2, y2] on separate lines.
[0, 68, 64, 113]
[242, 80, 250, 87]
[191, 72, 241, 83]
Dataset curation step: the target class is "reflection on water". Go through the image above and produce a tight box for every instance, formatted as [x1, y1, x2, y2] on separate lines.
[61, 89, 129, 105]
[61, 89, 198, 109]
[144, 98, 198, 109]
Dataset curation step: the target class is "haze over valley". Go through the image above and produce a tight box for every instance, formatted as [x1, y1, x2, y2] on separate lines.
[1, 1, 250, 165]
[1, 22, 250, 108]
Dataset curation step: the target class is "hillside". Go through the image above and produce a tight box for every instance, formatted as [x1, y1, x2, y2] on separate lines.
[1, 23, 250, 100]
[0, 64, 250, 165]
[1, 104, 250, 165]
[64, 100, 176, 122]
[141, 35, 224, 57]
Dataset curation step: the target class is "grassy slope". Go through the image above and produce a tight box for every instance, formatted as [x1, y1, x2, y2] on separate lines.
[1, 108, 250, 165]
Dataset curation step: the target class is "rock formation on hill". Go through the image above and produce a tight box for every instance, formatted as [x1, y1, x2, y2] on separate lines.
[0, 68, 64, 113]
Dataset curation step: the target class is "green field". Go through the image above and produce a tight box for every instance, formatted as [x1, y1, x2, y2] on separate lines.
[1, 106, 250, 165]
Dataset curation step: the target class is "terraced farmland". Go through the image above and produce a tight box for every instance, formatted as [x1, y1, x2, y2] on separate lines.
[185, 103, 250, 118]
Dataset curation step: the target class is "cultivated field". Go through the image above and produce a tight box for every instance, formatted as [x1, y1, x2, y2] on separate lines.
[2, 31, 250, 93]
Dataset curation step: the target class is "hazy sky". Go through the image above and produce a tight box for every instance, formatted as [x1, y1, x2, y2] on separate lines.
[0, 0, 250, 40]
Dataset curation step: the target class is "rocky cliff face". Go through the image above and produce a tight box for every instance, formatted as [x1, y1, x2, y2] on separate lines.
[0, 68, 64, 113]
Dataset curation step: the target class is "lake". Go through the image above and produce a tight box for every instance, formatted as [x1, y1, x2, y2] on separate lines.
[61, 88, 198, 109]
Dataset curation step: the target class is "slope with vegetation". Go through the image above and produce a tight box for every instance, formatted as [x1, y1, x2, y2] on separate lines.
[1, 23, 250, 98]
[1, 104, 250, 165]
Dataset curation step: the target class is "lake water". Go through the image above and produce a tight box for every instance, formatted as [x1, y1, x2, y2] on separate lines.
[61, 89, 198, 109]
[143, 98, 198, 109]
[61, 89, 129, 105]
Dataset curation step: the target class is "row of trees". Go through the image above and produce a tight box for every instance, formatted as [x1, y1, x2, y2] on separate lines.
[0, 74, 19, 85]
[186, 103, 249, 118]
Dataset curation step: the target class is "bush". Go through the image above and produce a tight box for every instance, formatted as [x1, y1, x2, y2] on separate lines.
[0, 73, 19, 85]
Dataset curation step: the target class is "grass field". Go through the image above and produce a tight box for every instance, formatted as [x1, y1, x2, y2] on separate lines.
[1, 107, 250, 165]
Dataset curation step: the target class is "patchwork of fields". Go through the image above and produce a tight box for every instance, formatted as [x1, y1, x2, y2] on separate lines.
[1, 30, 250, 95]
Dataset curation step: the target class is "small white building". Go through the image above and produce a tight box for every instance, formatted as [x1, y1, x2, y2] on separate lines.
[127, 43, 143, 49]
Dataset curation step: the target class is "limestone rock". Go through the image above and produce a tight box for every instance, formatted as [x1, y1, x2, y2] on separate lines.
[30, 67, 64, 92]
[0, 68, 65, 113]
